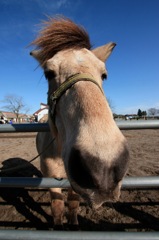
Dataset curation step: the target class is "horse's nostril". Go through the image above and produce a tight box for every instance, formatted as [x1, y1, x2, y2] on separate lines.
[69, 148, 95, 189]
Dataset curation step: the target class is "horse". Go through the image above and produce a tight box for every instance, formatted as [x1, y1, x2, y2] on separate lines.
[30, 16, 129, 230]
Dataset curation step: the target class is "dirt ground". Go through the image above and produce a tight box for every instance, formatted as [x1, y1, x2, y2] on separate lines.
[0, 129, 159, 231]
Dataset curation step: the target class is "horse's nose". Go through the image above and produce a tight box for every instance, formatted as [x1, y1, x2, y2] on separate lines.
[68, 143, 129, 191]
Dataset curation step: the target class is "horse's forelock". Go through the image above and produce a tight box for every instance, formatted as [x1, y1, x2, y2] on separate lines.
[31, 16, 91, 66]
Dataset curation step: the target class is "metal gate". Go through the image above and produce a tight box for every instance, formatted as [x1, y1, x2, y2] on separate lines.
[0, 121, 159, 239]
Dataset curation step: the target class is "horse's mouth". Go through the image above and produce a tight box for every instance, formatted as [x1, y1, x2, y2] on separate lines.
[84, 191, 120, 209]
[71, 182, 121, 209]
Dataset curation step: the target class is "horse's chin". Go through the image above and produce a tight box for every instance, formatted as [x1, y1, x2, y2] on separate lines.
[88, 200, 104, 210]
[86, 193, 120, 210]
[71, 182, 120, 209]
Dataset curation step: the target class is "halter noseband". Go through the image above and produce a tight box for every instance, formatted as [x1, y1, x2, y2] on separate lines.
[48, 73, 103, 122]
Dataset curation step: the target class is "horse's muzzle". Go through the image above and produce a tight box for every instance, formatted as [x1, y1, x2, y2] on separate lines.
[67, 144, 129, 206]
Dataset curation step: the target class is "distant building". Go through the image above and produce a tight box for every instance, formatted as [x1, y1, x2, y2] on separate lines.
[125, 114, 138, 120]
[33, 103, 48, 122]
[0, 111, 32, 123]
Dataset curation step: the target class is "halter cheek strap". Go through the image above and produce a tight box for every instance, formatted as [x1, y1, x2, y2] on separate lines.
[48, 73, 103, 122]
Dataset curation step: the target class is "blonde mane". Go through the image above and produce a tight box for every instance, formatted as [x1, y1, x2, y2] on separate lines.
[31, 16, 91, 66]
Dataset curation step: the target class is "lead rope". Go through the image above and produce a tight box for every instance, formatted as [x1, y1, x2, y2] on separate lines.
[0, 137, 55, 174]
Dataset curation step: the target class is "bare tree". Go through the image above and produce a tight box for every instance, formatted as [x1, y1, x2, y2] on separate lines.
[2, 94, 29, 122]
[148, 108, 157, 118]
[107, 97, 115, 113]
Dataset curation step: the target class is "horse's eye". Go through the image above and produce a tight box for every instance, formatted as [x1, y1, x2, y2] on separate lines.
[101, 73, 107, 81]
[44, 70, 56, 81]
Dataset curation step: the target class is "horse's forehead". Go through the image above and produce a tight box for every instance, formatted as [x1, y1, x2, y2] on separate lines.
[47, 49, 104, 70]
[72, 49, 97, 63]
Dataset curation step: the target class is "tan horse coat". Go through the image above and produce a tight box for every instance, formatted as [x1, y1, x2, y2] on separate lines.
[31, 17, 129, 229]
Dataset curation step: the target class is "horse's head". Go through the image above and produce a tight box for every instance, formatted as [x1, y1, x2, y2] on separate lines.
[31, 17, 129, 208]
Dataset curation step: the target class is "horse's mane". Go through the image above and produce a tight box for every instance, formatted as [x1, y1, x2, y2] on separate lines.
[31, 16, 91, 65]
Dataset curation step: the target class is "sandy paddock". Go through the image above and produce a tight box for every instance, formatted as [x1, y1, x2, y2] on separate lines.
[0, 129, 159, 231]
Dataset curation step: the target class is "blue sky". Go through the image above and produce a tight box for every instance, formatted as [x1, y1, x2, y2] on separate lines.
[0, 0, 158, 114]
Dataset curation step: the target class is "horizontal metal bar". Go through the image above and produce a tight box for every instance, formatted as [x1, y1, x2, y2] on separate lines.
[0, 120, 159, 133]
[117, 120, 159, 130]
[122, 176, 159, 189]
[0, 230, 159, 240]
[0, 176, 159, 189]
[0, 177, 70, 188]
[0, 123, 49, 133]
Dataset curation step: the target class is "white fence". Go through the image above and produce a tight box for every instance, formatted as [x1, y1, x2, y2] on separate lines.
[0, 121, 159, 239]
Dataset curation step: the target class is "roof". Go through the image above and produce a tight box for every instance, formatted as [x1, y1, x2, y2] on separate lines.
[0, 111, 30, 119]
[33, 107, 48, 116]
[40, 103, 48, 107]
[0, 111, 16, 119]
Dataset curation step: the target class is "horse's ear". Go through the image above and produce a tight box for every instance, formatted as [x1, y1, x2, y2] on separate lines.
[30, 50, 43, 65]
[92, 42, 116, 62]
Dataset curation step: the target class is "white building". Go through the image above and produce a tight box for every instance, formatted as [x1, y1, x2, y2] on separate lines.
[33, 103, 48, 122]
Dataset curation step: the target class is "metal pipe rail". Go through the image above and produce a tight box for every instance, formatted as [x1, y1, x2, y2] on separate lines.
[0, 230, 159, 240]
[0, 123, 49, 133]
[0, 120, 159, 133]
[0, 176, 159, 189]
[117, 120, 159, 130]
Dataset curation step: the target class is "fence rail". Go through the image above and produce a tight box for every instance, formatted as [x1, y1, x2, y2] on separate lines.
[0, 230, 159, 240]
[0, 120, 159, 239]
[0, 176, 159, 189]
[0, 120, 159, 133]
